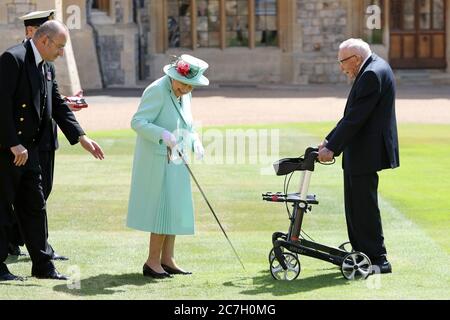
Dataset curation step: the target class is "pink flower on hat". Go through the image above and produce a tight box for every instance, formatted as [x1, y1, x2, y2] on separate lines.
[176, 60, 190, 77]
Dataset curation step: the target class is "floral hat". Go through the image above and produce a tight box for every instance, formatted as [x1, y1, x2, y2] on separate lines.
[163, 54, 209, 86]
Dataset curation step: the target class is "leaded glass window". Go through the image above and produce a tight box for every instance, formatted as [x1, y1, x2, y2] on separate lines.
[167, 0, 279, 49]
[255, 0, 278, 46]
[197, 0, 220, 47]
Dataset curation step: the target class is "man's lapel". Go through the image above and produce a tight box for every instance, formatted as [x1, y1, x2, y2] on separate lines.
[344, 54, 375, 115]
[353, 54, 374, 84]
[24, 40, 42, 118]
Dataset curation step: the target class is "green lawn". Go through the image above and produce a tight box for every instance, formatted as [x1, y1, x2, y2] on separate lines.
[1, 123, 449, 299]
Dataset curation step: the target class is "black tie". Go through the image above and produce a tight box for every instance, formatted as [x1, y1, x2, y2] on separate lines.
[38, 61, 47, 116]
[38, 60, 44, 76]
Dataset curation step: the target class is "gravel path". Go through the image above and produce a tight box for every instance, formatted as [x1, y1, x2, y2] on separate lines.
[75, 84, 450, 131]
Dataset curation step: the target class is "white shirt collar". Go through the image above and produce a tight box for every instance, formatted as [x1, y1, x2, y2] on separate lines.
[29, 39, 43, 67]
[359, 54, 372, 73]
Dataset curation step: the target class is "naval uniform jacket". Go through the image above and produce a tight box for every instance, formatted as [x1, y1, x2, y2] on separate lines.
[0, 39, 83, 153]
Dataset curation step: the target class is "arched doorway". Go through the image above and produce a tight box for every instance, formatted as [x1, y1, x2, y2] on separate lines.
[390, 0, 446, 68]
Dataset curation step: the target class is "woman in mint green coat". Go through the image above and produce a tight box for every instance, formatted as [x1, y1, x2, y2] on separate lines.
[127, 55, 209, 278]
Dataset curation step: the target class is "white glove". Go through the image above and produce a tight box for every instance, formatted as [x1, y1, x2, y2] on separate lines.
[193, 139, 204, 160]
[161, 130, 177, 149]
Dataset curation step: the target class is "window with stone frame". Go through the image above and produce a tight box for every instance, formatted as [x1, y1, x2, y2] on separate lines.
[167, 0, 279, 49]
[254, 0, 278, 46]
[197, 0, 220, 47]
[92, 0, 111, 14]
[391, 0, 445, 31]
[363, 0, 384, 44]
[226, 0, 249, 47]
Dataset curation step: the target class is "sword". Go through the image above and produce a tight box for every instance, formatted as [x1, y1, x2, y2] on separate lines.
[175, 149, 246, 271]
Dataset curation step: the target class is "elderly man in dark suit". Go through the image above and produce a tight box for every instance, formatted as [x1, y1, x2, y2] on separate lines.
[318, 38, 399, 274]
[0, 20, 104, 281]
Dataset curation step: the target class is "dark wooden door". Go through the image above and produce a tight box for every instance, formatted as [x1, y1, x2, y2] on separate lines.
[390, 0, 446, 68]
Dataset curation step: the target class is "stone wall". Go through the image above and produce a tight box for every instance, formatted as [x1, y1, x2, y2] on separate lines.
[296, 0, 349, 84]
[63, 0, 102, 91]
[89, 0, 138, 87]
[0, 0, 40, 52]
[98, 33, 125, 85]
[135, 0, 151, 80]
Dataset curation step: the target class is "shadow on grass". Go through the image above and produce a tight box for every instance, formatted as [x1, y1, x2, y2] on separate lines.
[52, 273, 156, 296]
[6, 256, 32, 264]
[224, 270, 349, 297]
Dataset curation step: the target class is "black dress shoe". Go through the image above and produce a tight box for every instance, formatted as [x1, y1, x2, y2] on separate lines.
[161, 264, 192, 275]
[32, 269, 69, 280]
[143, 264, 173, 279]
[51, 252, 69, 261]
[0, 271, 25, 281]
[371, 261, 392, 274]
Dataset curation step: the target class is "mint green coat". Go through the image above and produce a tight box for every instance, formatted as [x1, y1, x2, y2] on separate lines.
[127, 76, 197, 235]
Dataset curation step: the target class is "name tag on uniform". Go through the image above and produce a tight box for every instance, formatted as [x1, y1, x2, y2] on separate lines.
[47, 71, 52, 81]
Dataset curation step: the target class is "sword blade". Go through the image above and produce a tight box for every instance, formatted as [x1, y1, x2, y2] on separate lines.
[177, 151, 246, 271]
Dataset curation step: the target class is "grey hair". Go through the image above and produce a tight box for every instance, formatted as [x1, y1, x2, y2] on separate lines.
[33, 20, 68, 41]
[339, 38, 372, 59]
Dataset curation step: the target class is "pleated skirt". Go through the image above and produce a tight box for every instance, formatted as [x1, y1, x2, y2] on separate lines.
[127, 160, 195, 235]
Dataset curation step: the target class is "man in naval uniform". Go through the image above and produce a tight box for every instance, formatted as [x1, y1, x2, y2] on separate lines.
[0, 20, 104, 280]
[7, 10, 87, 261]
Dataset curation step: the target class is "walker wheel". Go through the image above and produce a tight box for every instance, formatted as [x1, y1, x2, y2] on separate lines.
[340, 252, 372, 280]
[338, 241, 354, 253]
[270, 252, 301, 281]
[268, 247, 298, 264]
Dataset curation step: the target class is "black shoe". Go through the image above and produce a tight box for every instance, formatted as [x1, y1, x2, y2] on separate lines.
[143, 264, 173, 279]
[32, 269, 69, 280]
[161, 264, 192, 275]
[0, 271, 25, 281]
[51, 252, 69, 261]
[371, 261, 392, 274]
